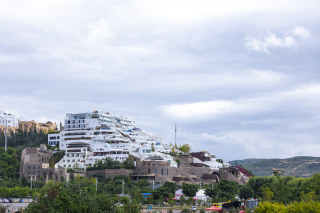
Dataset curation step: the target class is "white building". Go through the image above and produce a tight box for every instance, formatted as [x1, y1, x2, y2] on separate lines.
[0, 111, 20, 127]
[51, 110, 181, 169]
[175, 189, 209, 201]
[48, 133, 60, 146]
[51, 110, 227, 170]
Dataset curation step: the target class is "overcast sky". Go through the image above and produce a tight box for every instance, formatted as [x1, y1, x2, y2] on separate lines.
[1, 0, 320, 161]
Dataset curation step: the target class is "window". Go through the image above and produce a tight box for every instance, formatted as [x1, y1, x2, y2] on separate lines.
[33, 171, 35, 174]
[148, 169, 150, 173]
[155, 169, 157, 174]
[66, 154, 69, 157]
[167, 169, 168, 175]
[161, 169, 163, 175]
[28, 171, 31, 174]
[33, 166, 35, 169]
[28, 166, 31, 169]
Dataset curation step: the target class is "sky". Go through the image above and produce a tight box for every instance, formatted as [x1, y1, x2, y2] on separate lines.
[1, 0, 320, 162]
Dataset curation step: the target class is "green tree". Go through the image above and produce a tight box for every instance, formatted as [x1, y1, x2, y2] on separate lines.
[218, 179, 239, 200]
[92, 172, 104, 183]
[151, 143, 155, 152]
[122, 198, 141, 213]
[262, 187, 274, 201]
[175, 159, 181, 168]
[21, 175, 28, 187]
[186, 197, 194, 207]
[168, 193, 175, 208]
[123, 157, 135, 169]
[179, 144, 191, 153]
[180, 195, 186, 207]
[69, 172, 75, 181]
[182, 183, 198, 197]
[152, 186, 171, 200]
[146, 194, 154, 205]
[239, 185, 254, 200]
[163, 182, 176, 194]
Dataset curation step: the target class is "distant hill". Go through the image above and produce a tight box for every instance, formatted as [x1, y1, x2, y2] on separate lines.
[229, 156, 320, 177]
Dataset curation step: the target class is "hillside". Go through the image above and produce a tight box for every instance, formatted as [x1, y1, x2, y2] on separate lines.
[229, 156, 320, 177]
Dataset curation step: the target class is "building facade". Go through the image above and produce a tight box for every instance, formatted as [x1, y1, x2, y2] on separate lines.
[19, 120, 57, 132]
[0, 111, 20, 127]
[19, 144, 68, 181]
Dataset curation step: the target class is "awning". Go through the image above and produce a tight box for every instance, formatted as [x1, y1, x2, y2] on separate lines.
[206, 206, 223, 212]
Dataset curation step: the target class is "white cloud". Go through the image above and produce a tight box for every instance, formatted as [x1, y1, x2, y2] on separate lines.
[161, 84, 320, 122]
[245, 32, 295, 54]
[87, 18, 115, 44]
[244, 26, 310, 53]
[290, 26, 310, 39]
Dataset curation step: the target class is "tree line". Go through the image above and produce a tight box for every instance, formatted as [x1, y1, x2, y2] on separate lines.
[0, 128, 48, 148]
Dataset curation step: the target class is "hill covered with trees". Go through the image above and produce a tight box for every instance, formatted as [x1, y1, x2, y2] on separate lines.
[229, 156, 320, 177]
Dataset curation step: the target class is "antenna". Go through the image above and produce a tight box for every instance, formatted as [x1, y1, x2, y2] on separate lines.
[175, 124, 177, 148]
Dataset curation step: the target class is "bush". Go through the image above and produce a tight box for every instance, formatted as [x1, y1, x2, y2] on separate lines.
[255, 201, 320, 213]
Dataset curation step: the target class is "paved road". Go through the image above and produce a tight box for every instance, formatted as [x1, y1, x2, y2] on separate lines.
[0, 203, 29, 211]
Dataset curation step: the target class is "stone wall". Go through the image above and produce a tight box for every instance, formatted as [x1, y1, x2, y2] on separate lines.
[219, 169, 244, 185]
[86, 169, 135, 180]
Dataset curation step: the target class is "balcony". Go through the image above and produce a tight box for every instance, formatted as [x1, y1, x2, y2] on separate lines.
[67, 149, 81, 153]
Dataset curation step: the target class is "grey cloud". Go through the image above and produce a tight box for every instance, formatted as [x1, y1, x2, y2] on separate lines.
[1, 0, 320, 162]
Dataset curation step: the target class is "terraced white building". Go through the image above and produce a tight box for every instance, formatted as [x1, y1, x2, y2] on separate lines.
[50, 110, 222, 171]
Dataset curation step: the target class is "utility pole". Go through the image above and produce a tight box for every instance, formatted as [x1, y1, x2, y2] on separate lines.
[4, 119, 7, 152]
[30, 176, 33, 190]
[122, 180, 124, 195]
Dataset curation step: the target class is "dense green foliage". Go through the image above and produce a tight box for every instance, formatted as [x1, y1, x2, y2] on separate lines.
[0, 128, 48, 148]
[181, 182, 198, 197]
[204, 179, 239, 202]
[243, 171, 320, 203]
[256, 201, 320, 213]
[24, 182, 142, 213]
[0, 147, 21, 180]
[49, 151, 65, 168]
[87, 157, 136, 171]
[230, 156, 320, 177]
